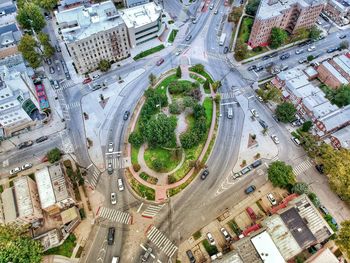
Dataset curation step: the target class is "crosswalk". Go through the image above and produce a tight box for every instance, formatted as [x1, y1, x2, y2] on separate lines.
[142, 204, 165, 218]
[146, 226, 178, 258]
[221, 91, 236, 100]
[65, 102, 80, 110]
[97, 207, 131, 224]
[293, 159, 313, 175]
[87, 164, 100, 188]
[59, 130, 74, 154]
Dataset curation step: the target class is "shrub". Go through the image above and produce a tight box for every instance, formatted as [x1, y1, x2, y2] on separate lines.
[193, 231, 201, 240]
[169, 102, 181, 114]
[133, 163, 141, 172]
[47, 148, 61, 163]
[128, 131, 144, 147]
[152, 159, 163, 172]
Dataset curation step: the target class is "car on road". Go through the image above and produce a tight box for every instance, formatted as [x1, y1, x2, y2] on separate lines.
[192, 18, 197, 24]
[327, 47, 338, 53]
[241, 166, 251, 175]
[316, 19, 322, 25]
[201, 169, 209, 180]
[245, 185, 256, 194]
[307, 45, 316, 52]
[269, 52, 278, 58]
[319, 205, 329, 215]
[141, 247, 153, 262]
[339, 34, 346, 39]
[280, 64, 289, 71]
[108, 142, 114, 153]
[156, 58, 164, 66]
[111, 257, 119, 263]
[83, 78, 92, 84]
[17, 140, 33, 149]
[91, 84, 101, 91]
[47, 58, 52, 65]
[254, 66, 264, 72]
[262, 55, 270, 60]
[272, 115, 279, 122]
[252, 159, 262, 168]
[49, 66, 55, 74]
[267, 193, 277, 205]
[298, 41, 307, 47]
[223, 46, 229, 54]
[110, 192, 117, 205]
[107, 227, 115, 245]
[298, 57, 308, 64]
[264, 62, 273, 69]
[186, 250, 196, 263]
[291, 119, 303, 127]
[295, 49, 304, 55]
[214, 9, 218, 15]
[55, 45, 61, 52]
[220, 227, 231, 241]
[256, 95, 263, 102]
[123, 111, 130, 120]
[21, 163, 33, 170]
[206, 232, 215, 245]
[52, 80, 60, 89]
[232, 172, 241, 179]
[291, 137, 301, 146]
[186, 35, 192, 41]
[270, 134, 279, 144]
[258, 119, 268, 129]
[250, 108, 259, 118]
[92, 74, 100, 80]
[36, 136, 49, 143]
[118, 178, 124, 191]
[315, 164, 324, 174]
[107, 163, 113, 175]
[209, 3, 214, 9]
[271, 67, 281, 75]
[10, 167, 22, 175]
[280, 53, 290, 60]
[247, 65, 257, 71]
[65, 72, 71, 80]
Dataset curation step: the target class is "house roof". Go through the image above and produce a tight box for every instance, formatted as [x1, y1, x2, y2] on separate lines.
[331, 125, 350, 148]
[35, 167, 56, 209]
[251, 231, 285, 263]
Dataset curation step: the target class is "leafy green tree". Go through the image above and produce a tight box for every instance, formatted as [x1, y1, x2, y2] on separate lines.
[292, 182, 309, 195]
[183, 96, 196, 108]
[169, 102, 181, 114]
[340, 40, 349, 50]
[193, 104, 206, 119]
[234, 40, 249, 60]
[308, 26, 321, 41]
[203, 79, 210, 92]
[212, 81, 221, 93]
[98, 59, 111, 72]
[245, 0, 260, 16]
[38, 32, 55, 58]
[18, 34, 42, 68]
[308, 192, 321, 207]
[336, 221, 350, 257]
[16, 3, 46, 32]
[128, 131, 144, 147]
[275, 102, 297, 123]
[0, 224, 43, 263]
[333, 85, 350, 107]
[36, 0, 58, 11]
[149, 73, 156, 86]
[152, 159, 163, 172]
[301, 121, 313, 132]
[307, 55, 314, 62]
[176, 66, 182, 78]
[228, 6, 243, 23]
[47, 147, 61, 163]
[269, 27, 288, 49]
[144, 114, 177, 148]
[267, 161, 296, 189]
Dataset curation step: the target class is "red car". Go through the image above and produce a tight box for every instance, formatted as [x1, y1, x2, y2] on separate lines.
[246, 207, 257, 221]
[156, 58, 164, 66]
[83, 78, 92, 84]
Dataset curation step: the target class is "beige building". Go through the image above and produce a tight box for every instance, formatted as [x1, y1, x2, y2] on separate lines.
[55, 0, 130, 74]
[35, 164, 76, 216]
[248, 0, 325, 48]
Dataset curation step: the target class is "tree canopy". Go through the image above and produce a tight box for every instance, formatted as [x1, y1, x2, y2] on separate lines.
[336, 221, 350, 258]
[275, 102, 297, 123]
[308, 26, 321, 41]
[269, 27, 288, 49]
[340, 40, 349, 50]
[144, 114, 177, 148]
[333, 85, 350, 107]
[18, 34, 42, 69]
[98, 59, 111, 72]
[245, 0, 260, 16]
[234, 40, 249, 61]
[149, 73, 156, 86]
[0, 224, 43, 263]
[38, 32, 55, 58]
[267, 161, 296, 188]
[47, 147, 61, 163]
[16, 3, 46, 32]
[176, 66, 182, 78]
[292, 182, 309, 195]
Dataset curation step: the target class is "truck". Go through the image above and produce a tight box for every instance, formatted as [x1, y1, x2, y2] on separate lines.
[219, 33, 226, 46]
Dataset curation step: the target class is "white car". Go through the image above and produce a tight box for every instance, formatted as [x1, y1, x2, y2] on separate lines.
[267, 193, 277, 206]
[220, 228, 231, 241]
[175, 50, 182, 56]
[291, 137, 301, 146]
[21, 163, 33, 170]
[108, 142, 114, 153]
[307, 46, 316, 52]
[270, 135, 280, 144]
[209, 3, 214, 9]
[92, 74, 100, 80]
[206, 232, 215, 245]
[295, 49, 304, 55]
[256, 96, 263, 102]
[111, 192, 117, 205]
[118, 178, 124, 191]
[250, 108, 259, 118]
[10, 167, 22, 175]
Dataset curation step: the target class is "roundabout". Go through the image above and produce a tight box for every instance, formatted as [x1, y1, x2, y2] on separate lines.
[126, 64, 218, 202]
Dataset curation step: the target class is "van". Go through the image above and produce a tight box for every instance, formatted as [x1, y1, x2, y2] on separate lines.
[118, 178, 124, 191]
[107, 227, 115, 245]
[111, 257, 119, 263]
[227, 107, 233, 119]
[186, 250, 196, 263]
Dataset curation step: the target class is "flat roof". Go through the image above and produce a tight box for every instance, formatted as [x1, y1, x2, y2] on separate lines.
[322, 61, 349, 85]
[14, 176, 34, 217]
[251, 231, 285, 263]
[331, 125, 350, 148]
[333, 55, 350, 75]
[48, 164, 69, 202]
[305, 247, 339, 263]
[1, 188, 17, 223]
[311, 101, 338, 119]
[120, 2, 161, 29]
[35, 167, 56, 209]
[320, 105, 350, 131]
[60, 206, 79, 224]
[55, 0, 124, 43]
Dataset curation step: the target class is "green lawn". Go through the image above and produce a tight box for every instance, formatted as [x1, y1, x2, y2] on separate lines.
[144, 147, 181, 173]
[140, 172, 158, 184]
[189, 67, 214, 84]
[131, 146, 139, 165]
[155, 74, 179, 95]
[168, 29, 179, 43]
[44, 234, 76, 257]
[134, 44, 165, 60]
[203, 98, 213, 128]
[189, 73, 205, 84]
[238, 17, 254, 43]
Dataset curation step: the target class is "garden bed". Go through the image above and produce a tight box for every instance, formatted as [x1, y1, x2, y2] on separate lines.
[44, 234, 76, 257]
[168, 29, 178, 43]
[130, 177, 155, 200]
[139, 172, 158, 185]
[134, 44, 165, 60]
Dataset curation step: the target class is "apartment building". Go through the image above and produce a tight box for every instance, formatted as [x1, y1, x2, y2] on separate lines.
[35, 164, 76, 216]
[248, 0, 325, 48]
[55, 0, 130, 74]
[0, 23, 22, 59]
[0, 65, 40, 137]
[1, 176, 43, 225]
[120, 2, 163, 47]
[324, 0, 350, 25]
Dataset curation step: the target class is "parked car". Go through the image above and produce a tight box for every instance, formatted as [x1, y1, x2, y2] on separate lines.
[92, 74, 100, 80]
[209, 3, 214, 9]
[118, 178, 124, 191]
[256, 95, 263, 102]
[258, 119, 268, 129]
[264, 62, 273, 69]
[247, 65, 257, 71]
[111, 192, 117, 205]
[49, 66, 55, 74]
[10, 167, 22, 175]
[201, 169, 209, 180]
[246, 207, 257, 220]
[307, 45, 316, 52]
[281, 64, 289, 71]
[156, 58, 164, 66]
[298, 42, 307, 47]
[241, 166, 251, 175]
[298, 57, 308, 64]
[17, 140, 33, 149]
[280, 53, 290, 60]
[123, 111, 130, 120]
[214, 9, 218, 15]
[327, 47, 338, 53]
[319, 205, 329, 215]
[111, 257, 119, 263]
[107, 163, 113, 175]
[21, 163, 32, 170]
[291, 137, 301, 146]
[108, 142, 114, 153]
[315, 164, 324, 174]
[272, 115, 279, 122]
[331, 217, 339, 230]
[269, 52, 278, 58]
[252, 159, 262, 168]
[83, 78, 92, 84]
[254, 66, 264, 72]
[339, 34, 346, 39]
[232, 172, 242, 179]
[47, 58, 52, 65]
[107, 227, 115, 245]
[91, 84, 101, 91]
[223, 46, 229, 54]
[141, 247, 153, 262]
[270, 134, 280, 144]
[206, 232, 215, 245]
[250, 108, 259, 118]
[262, 55, 270, 60]
[52, 80, 59, 89]
[295, 49, 304, 55]
[267, 193, 277, 205]
[186, 35, 192, 41]
[55, 45, 61, 52]
[186, 250, 196, 263]
[220, 228, 231, 241]
[245, 185, 256, 194]
[36, 136, 48, 143]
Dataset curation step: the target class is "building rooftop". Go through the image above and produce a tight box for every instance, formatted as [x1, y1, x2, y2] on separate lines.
[35, 167, 56, 209]
[305, 247, 339, 263]
[34, 229, 61, 251]
[333, 55, 350, 74]
[310, 100, 338, 119]
[60, 206, 80, 224]
[331, 125, 350, 148]
[55, 0, 124, 43]
[216, 251, 243, 263]
[262, 214, 302, 260]
[322, 61, 349, 85]
[120, 2, 162, 29]
[233, 233, 263, 263]
[0, 23, 21, 47]
[280, 207, 316, 249]
[319, 105, 350, 132]
[14, 176, 34, 218]
[1, 188, 17, 223]
[49, 164, 69, 202]
[251, 231, 285, 263]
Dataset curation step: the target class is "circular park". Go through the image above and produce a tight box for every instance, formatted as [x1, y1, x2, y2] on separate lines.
[126, 64, 220, 201]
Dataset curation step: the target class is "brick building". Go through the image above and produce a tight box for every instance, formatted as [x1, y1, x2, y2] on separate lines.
[330, 126, 350, 149]
[324, 0, 350, 26]
[248, 0, 325, 48]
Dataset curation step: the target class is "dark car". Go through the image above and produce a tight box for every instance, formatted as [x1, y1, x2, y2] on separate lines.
[156, 58, 164, 66]
[327, 47, 337, 53]
[280, 53, 290, 60]
[262, 55, 270, 60]
[315, 164, 324, 174]
[259, 119, 268, 129]
[339, 34, 346, 39]
[55, 45, 61, 52]
[245, 185, 256, 194]
[65, 72, 71, 80]
[107, 227, 115, 245]
[247, 65, 257, 71]
[201, 169, 209, 180]
[17, 141, 33, 149]
[254, 66, 264, 72]
[298, 42, 307, 47]
[186, 250, 196, 263]
[123, 111, 130, 120]
[223, 46, 229, 54]
[319, 205, 329, 215]
[36, 136, 48, 143]
[269, 52, 278, 58]
[251, 159, 262, 168]
[241, 166, 251, 175]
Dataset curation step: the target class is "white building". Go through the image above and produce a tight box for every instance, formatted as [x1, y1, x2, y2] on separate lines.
[55, 0, 130, 74]
[123, 0, 150, 7]
[0, 65, 40, 137]
[120, 2, 163, 48]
